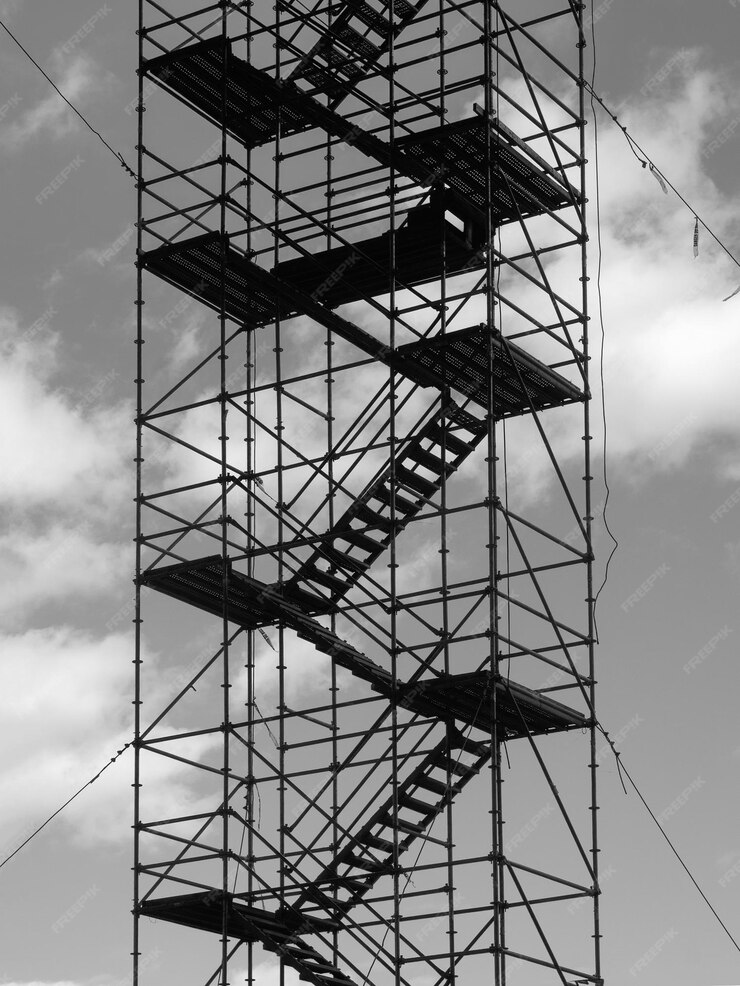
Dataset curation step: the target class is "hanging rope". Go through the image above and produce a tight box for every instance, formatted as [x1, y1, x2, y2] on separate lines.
[0, 742, 132, 871]
[0, 17, 136, 179]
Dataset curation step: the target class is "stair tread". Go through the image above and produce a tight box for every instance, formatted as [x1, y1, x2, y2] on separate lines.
[338, 527, 385, 556]
[399, 792, 439, 815]
[395, 463, 438, 498]
[320, 545, 370, 574]
[403, 444, 452, 476]
[302, 564, 348, 594]
[370, 483, 419, 515]
[424, 423, 471, 458]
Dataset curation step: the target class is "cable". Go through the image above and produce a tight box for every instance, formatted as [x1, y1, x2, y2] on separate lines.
[0, 17, 136, 179]
[587, 7, 738, 955]
[597, 724, 740, 955]
[588, 6, 618, 644]
[584, 80, 740, 271]
[0, 741, 132, 872]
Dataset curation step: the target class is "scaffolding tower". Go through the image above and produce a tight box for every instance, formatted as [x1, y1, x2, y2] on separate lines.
[134, 1, 601, 984]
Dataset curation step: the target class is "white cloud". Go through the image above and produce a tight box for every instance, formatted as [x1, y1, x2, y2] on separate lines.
[0, 53, 101, 151]
[3, 982, 83, 986]
[0, 307, 130, 516]
[0, 0, 24, 18]
[0, 625, 222, 848]
[0, 523, 127, 628]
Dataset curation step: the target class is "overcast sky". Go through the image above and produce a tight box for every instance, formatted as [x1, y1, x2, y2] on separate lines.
[1, 1, 740, 984]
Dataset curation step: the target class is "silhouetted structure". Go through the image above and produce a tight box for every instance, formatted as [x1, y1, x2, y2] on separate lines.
[134, 2, 601, 983]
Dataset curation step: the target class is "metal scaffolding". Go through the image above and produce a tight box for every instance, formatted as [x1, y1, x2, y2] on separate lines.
[134, 1, 601, 984]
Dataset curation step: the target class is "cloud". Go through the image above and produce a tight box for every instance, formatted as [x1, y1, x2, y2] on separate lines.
[0, 625, 222, 849]
[0, 53, 100, 151]
[0, 523, 127, 628]
[0, 306, 130, 516]
[3, 982, 83, 986]
[0, 0, 24, 18]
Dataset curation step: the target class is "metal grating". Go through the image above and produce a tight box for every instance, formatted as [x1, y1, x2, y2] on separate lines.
[139, 555, 336, 625]
[397, 116, 580, 223]
[397, 672, 586, 738]
[395, 324, 583, 416]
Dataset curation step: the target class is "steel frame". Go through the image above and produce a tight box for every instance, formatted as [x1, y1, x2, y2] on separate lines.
[134, 1, 601, 984]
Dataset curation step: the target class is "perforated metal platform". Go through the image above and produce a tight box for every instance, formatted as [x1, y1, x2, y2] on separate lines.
[396, 672, 586, 739]
[397, 115, 580, 224]
[144, 37, 396, 165]
[140, 232, 291, 327]
[395, 324, 583, 416]
[139, 232, 391, 358]
[139, 555, 336, 624]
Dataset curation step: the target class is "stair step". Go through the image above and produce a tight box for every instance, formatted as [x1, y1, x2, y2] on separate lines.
[320, 545, 370, 574]
[444, 402, 486, 436]
[404, 444, 452, 477]
[357, 831, 395, 854]
[449, 731, 490, 757]
[412, 772, 452, 797]
[435, 756, 480, 779]
[330, 23, 381, 62]
[424, 423, 472, 458]
[393, 0, 417, 18]
[349, 502, 394, 533]
[395, 464, 438, 498]
[338, 527, 385, 556]
[302, 565, 348, 594]
[370, 483, 419, 515]
[381, 812, 425, 836]
[335, 875, 371, 894]
[344, 851, 390, 873]
[348, 0, 392, 35]
[399, 793, 438, 815]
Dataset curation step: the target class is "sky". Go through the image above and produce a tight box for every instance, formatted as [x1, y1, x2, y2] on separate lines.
[1, 0, 740, 984]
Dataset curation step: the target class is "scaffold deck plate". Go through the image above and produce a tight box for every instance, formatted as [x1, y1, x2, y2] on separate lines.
[145, 39, 309, 147]
[395, 324, 583, 416]
[140, 232, 292, 327]
[399, 672, 585, 738]
[139, 555, 336, 625]
[138, 892, 263, 941]
[140, 232, 392, 360]
[397, 116, 579, 223]
[145, 38, 397, 166]
[274, 205, 485, 307]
